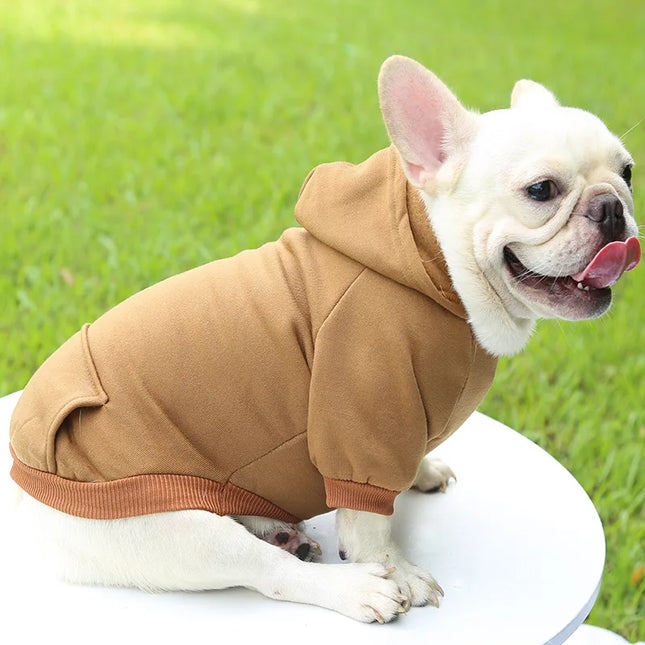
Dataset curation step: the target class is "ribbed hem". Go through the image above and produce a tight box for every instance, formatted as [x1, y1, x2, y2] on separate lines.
[10, 447, 300, 523]
[324, 477, 398, 515]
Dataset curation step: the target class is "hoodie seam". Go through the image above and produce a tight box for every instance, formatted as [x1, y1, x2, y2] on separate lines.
[228, 430, 308, 483]
[388, 148, 421, 295]
[436, 331, 480, 443]
[313, 266, 368, 343]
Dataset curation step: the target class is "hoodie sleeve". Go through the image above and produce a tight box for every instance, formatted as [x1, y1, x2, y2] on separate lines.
[306, 269, 429, 515]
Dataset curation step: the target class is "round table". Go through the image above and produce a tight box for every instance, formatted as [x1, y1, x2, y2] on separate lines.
[1, 390, 604, 644]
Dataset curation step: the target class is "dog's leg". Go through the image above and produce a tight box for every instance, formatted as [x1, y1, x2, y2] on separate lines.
[337, 508, 443, 608]
[19, 495, 407, 622]
[412, 456, 456, 493]
[232, 515, 322, 561]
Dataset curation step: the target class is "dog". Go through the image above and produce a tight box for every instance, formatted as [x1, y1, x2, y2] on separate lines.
[8, 55, 641, 624]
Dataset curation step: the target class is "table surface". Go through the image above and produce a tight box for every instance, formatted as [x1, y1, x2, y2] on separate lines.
[1, 390, 604, 645]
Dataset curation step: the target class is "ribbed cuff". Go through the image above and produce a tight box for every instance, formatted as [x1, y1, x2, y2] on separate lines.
[9, 446, 300, 523]
[323, 478, 398, 515]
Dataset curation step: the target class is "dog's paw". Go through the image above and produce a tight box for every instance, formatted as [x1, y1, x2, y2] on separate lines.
[327, 563, 409, 623]
[387, 558, 444, 608]
[412, 457, 456, 493]
[232, 515, 322, 561]
[266, 526, 322, 561]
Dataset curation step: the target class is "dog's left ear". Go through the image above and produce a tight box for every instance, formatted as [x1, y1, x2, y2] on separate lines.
[511, 80, 559, 109]
[378, 56, 479, 191]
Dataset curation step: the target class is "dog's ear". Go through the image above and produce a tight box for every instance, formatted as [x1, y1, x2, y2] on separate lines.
[511, 80, 559, 109]
[378, 55, 479, 191]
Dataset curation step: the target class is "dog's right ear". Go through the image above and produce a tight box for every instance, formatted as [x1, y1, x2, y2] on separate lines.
[378, 56, 479, 192]
[510, 80, 559, 109]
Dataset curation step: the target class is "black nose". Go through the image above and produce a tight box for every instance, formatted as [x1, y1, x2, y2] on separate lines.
[586, 194, 625, 241]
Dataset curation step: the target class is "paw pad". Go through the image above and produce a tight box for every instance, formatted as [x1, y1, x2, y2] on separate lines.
[266, 527, 322, 561]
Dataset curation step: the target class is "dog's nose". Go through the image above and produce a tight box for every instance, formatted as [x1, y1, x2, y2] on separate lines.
[586, 194, 625, 240]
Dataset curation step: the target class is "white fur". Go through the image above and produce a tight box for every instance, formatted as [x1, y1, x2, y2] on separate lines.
[16, 456, 451, 622]
[15, 55, 639, 623]
[18, 488, 412, 623]
[379, 56, 637, 356]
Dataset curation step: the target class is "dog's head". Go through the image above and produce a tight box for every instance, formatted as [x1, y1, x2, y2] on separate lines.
[379, 55, 641, 356]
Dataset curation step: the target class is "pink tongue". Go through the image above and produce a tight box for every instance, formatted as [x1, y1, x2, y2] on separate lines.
[571, 237, 641, 288]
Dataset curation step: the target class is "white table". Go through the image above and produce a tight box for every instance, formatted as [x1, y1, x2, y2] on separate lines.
[1, 390, 604, 644]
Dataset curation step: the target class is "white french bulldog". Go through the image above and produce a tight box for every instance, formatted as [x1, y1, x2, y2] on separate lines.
[16, 55, 640, 623]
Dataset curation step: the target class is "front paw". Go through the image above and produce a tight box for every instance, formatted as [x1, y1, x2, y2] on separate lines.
[327, 563, 409, 623]
[335, 509, 444, 614]
[412, 457, 456, 493]
[386, 557, 444, 608]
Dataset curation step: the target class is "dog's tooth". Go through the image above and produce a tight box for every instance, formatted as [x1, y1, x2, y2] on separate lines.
[584, 285, 590, 291]
[577, 282, 584, 290]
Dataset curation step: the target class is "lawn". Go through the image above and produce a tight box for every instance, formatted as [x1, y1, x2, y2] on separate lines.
[1, 0, 643, 638]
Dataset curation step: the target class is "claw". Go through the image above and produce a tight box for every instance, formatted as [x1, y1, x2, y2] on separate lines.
[396, 595, 411, 612]
[427, 592, 440, 608]
[439, 467, 457, 491]
[374, 610, 385, 624]
[384, 567, 396, 576]
[311, 542, 323, 556]
[431, 580, 444, 597]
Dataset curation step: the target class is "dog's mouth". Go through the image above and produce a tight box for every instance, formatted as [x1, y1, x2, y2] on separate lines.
[502, 236, 641, 318]
[503, 247, 608, 298]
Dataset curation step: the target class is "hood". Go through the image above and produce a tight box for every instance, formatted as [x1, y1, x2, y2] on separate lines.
[295, 146, 466, 320]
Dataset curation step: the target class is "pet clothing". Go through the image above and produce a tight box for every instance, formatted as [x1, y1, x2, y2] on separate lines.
[10, 147, 497, 522]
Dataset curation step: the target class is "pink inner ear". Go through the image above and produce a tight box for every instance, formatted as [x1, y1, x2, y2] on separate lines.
[402, 161, 427, 187]
[392, 76, 446, 173]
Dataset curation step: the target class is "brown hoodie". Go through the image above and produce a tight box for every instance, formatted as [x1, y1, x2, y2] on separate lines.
[9, 147, 497, 522]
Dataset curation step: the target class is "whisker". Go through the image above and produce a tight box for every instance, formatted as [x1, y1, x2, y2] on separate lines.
[512, 258, 576, 294]
[620, 117, 645, 140]
[516, 259, 564, 281]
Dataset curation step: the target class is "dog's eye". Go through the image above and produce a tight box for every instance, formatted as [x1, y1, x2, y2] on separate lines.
[527, 180, 557, 202]
[622, 164, 633, 188]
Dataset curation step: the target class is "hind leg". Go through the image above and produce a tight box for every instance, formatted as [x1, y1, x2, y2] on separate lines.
[232, 515, 322, 561]
[19, 494, 407, 622]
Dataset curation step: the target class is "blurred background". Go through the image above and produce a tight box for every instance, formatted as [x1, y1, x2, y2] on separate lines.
[0, 0, 643, 638]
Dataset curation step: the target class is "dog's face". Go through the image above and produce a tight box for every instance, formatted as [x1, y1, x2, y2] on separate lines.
[379, 56, 641, 355]
[463, 101, 638, 322]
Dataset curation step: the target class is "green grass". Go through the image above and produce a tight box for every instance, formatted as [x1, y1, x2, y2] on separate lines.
[1, 0, 643, 638]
